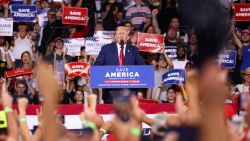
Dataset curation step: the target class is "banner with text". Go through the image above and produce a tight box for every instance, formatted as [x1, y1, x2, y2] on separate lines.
[86, 31, 114, 55]
[162, 69, 186, 85]
[137, 33, 164, 53]
[218, 50, 237, 68]
[65, 62, 90, 79]
[11, 0, 23, 4]
[165, 46, 177, 59]
[0, 18, 13, 36]
[11, 4, 37, 22]
[234, 4, 250, 21]
[62, 7, 88, 25]
[5, 69, 33, 78]
[37, 8, 49, 27]
[63, 38, 85, 56]
[90, 65, 155, 88]
[0, 0, 9, 4]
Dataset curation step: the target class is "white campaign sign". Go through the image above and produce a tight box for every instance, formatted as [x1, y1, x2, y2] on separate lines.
[86, 31, 114, 55]
[0, 18, 13, 36]
[64, 38, 85, 56]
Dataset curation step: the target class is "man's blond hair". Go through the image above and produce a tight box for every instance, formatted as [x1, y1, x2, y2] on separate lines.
[115, 26, 130, 35]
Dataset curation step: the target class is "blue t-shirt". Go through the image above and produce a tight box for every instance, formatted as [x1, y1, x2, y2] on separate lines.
[240, 45, 250, 71]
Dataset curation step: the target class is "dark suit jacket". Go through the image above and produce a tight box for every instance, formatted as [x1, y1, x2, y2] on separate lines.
[94, 42, 145, 66]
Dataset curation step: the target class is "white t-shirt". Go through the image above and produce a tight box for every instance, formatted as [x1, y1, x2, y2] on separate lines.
[12, 35, 33, 60]
[235, 84, 249, 93]
[0, 48, 15, 62]
[172, 60, 188, 69]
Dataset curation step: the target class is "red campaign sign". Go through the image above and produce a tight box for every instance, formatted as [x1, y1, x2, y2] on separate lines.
[234, 4, 250, 21]
[5, 69, 33, 78]
[62, 7, 88, 25]
[65, 62, 90, 79]
[137, 32, 164, 53]
[0, 0, 9, 4]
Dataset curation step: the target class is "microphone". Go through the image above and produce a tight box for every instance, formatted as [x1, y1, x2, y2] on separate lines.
[120, 39, 125, 46]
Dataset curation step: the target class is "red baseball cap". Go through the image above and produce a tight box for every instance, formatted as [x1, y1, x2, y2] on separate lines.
[241, 29, 250, 35]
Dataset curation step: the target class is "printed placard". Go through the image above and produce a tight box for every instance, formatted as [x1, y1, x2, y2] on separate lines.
[162, 69, 186, 85]
[11, 0, 23, 4]
[11, 4, 37, 22]
[137, 32, 164, 53]
[218, 50, 237, 68]
[37, 8, 49, 27]
[86, 31, 114, 55]
[63, 38, 85, 56]
[65, 62, 90, 79]
[90, 65, 155, 88]
[165, 46, 177, 59]
[0, 18, 13, 36]
[62, 7, 88, 25]
[234, 4, 250, 21]
[5, 69, 33, 78]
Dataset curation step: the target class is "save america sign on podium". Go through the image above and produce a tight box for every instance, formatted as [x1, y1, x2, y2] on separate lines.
[90, 65, 155, 88]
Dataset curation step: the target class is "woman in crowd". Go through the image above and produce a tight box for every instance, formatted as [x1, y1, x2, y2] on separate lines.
[147, 52, 173, 100]
[72, 89, 85, 104]
[16, 51, 34, 71]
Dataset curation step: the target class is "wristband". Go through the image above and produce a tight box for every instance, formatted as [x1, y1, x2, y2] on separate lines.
[19, 117, 27, 123]
[4, 107, 13, 113]
[81, 120, 96, 130]
[100, 128, 107, 135]
[130, 127, 141, 136]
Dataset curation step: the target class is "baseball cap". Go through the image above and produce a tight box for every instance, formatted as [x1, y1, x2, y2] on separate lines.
[243, 67, 250, 75]
[54, 37, 64, 43]
[241, 29, 250, 35]
[48, 8, 57, 15]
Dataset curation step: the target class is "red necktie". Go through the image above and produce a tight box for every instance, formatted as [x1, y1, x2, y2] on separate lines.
[119, 45, 124, 65]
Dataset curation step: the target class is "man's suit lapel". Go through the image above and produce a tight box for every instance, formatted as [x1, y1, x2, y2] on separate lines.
[124, 43, 131, 65]
[112, 42, 119, 65]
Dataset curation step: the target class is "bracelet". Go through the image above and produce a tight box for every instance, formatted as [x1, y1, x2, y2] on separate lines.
[81, 120, 96, 130]
[130, 127, 141, 136]
[5, 51, 9, 55]
[100, 128, 107, 135]
[158, 86, 162, 89]
[19, 117, 27, 123]
[4, 107, 13, 113]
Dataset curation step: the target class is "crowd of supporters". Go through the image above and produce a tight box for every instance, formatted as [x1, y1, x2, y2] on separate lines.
[0, 0, 249, 141]
[0, 0, 248, 106]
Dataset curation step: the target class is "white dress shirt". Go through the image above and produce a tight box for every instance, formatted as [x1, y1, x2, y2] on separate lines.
[116, 43, 127, 58]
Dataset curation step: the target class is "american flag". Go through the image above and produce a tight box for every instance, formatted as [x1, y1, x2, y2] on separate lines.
[86, 37, 99, 42]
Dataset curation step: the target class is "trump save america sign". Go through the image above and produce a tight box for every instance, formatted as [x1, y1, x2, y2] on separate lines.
[234, 4, 250, 21]
[11, 4, 37, 22]
[137, 33, 164, 53]
[62, 7, 88, 25]
[90, 65, 154, 88]
[65, 62, 90, 79]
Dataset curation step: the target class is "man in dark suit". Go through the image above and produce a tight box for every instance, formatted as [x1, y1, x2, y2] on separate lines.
[94, 26, 145, 103]
[94, 26, 145, 65]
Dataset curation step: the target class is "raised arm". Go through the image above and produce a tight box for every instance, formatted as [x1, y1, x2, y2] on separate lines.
[18, 98, 31, 141]
[4, 41, 14, 69]
[1, 79, 18, 141]
[154, 81, 163, 102]
[75, 0, 83, 7]
[151, 9, 161, 34]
